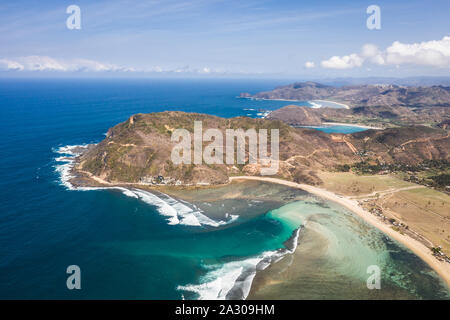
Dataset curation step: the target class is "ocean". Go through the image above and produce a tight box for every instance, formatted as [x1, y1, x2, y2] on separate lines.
[0, 78, 448, 299]
[299, 125, 368, 134]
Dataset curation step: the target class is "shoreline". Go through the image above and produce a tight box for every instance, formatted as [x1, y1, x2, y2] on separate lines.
[239, 96, 350, 109]
[229, 176, 450, 287]
[60, 142, 449, 288]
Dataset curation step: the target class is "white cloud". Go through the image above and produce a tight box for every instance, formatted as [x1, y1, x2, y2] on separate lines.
[70, 59, 128, 72]
[304, 61, 315, 68]
[0, 59, 24, 71]
[360, 44, 385, 65]
[200, 67, 211, 74]
[172, 65, 219, 74]
[0, 56, 240, 75]
[148, 66, 163, 73]
[174, 65, 191, 73]
[321, 53, 364, 69]
[21, 56, 68, 71]
[320, 36, 450, 69]
[0, 56, 133, 72]
[384, 36, 450, 67]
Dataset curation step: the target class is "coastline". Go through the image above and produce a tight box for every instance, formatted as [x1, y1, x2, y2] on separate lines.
[238, 97, 350, 109]
[239, 96, 350, 109]
[229, 176, 450, 286]
[59, 143, 450, 295]
[60, 144, 449, 288]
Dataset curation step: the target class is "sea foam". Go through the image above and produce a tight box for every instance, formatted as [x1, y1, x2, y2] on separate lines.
[54, 144, 238, 228]
[54, 145, 301, 299]
[177, 228, 301, 300]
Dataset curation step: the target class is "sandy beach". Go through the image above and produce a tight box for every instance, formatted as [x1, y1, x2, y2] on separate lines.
[229, 176, 450, 286]
[309, 99, 350, 109]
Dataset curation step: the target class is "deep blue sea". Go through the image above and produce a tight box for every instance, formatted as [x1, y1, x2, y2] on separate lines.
[0, 79, 448, 299]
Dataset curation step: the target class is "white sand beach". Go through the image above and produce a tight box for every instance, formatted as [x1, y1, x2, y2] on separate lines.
[309, 99, 350, 109]
[229, 176, 450, 286]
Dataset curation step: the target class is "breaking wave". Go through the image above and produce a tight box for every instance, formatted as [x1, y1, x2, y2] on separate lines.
[54, 144, 299, 300]
[117, 188, 239, 227]
[177, 228, 301, 300]
[53, 144, 238, 228]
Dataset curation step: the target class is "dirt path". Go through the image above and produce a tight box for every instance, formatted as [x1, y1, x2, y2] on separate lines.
[349, 185, 425, 199]
[343, 136, 358, 153]
[330, 134, 358, 154]
[107, 141, 138, 147]
[285, 148, 330, 162]
[400, 133, 450, 147]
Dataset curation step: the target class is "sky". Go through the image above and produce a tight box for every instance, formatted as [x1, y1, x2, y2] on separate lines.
[0, 0, 449, 78]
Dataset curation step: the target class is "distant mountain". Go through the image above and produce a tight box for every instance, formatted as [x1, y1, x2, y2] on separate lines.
[241, 82, 450, 108]
[319, 76, 450, 87]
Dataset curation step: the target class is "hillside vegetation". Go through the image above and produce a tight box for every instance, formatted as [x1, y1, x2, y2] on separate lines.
[74, 111, 450, 186]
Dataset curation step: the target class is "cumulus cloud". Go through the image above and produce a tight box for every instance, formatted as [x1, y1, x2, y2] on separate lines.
[360, 44, 385, 65]
[320, 36, 450, 69]
[0, 56, 224, 75]
[321, 53, 364, 69]
[21, 56, 68, 71]
[0, 56, 133, 72]
[173, 65, 221, 74]
[70, 59, 132, 72]
[148, 66, 163, 73]
[384, 36, 450, 67]
[304, 61, 315, 68]
[0, 59, 24, 71]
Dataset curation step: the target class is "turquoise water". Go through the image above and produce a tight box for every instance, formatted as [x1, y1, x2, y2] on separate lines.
[0, 79, 448, 299]
[251, 200, 450, 300]
[301, 125, 369, 134]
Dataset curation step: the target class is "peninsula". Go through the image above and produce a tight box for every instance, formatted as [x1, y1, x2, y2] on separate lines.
[240, 82, 450, 108]
[69, 111, 450, 286]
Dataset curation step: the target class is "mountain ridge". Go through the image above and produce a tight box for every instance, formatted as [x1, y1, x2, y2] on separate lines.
[71, 111, 450, 187]
[240, 82, 450, 108]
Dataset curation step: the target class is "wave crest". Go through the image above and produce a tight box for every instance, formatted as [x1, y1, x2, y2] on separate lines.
[53, 144, 238, 228]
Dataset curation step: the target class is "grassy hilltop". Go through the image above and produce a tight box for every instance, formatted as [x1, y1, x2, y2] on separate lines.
[74, 111, 449, 186]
